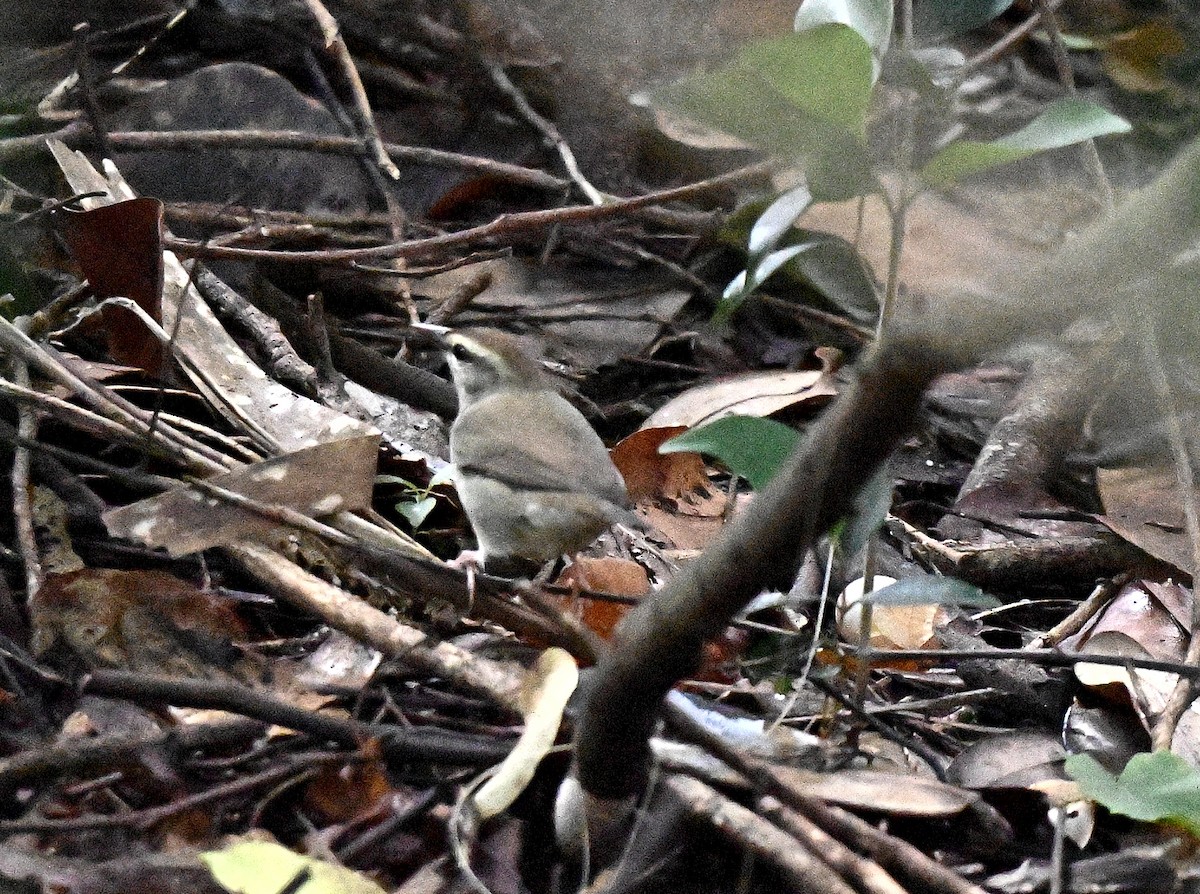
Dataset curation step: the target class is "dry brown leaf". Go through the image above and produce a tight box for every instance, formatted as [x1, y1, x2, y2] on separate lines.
[643, 369, 836, 430]
[1097, 464, 1190, 574]
[1102, 22, 1186, 93]
[104, 434, 380, 556]
[552, 557, 649, 641]
[611, 426, 711, 502]
[774, 767, 978, 817]
[1060, 580, 1188, 663]
[638, 502, 728, 554]
[30, 568, 256, 681]
[56, 197, 165, 375]
[947, 730, 1068, 789]
[1059, 582, 1191, 730]
[49, 141, 377, 452]
[305, 752, 396, 825]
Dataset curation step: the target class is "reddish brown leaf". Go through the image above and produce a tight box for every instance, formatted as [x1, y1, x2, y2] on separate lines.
[552, 557, 649, 641]
[57, 197, 165, 375]
[30, 568, 254, 680]
[305, 754, 396, 825]
[611, 426, 711, 503]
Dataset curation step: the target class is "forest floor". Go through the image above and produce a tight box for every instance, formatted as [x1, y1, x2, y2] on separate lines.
[1, 1, 1200, 892]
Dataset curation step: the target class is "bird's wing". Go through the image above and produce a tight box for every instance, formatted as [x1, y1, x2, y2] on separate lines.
[450, 390, 629, 507]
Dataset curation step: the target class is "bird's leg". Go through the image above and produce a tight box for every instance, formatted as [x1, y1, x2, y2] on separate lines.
[556, 554, 590, 600]
[447, 549, 484, 613]
[530, 557, 561, 586]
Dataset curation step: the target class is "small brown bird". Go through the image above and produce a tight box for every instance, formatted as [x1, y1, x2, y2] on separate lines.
[439, 329, 632, 571]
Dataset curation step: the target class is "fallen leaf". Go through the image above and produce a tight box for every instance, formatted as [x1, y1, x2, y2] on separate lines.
[104, 435, 381, 556]
[1102, 22, 1186, 93]
[201, 839, 386, 894]
[552, 558, 649, 640]
[774, 766, 978, 816]
[611, 426, 711, 502]
[56, 197, 165, 375]
[1098, 464, 1190, 575]
[30, 568, 255, 681]
[947, 730, 1068, 789]
[643, 368, 836, 429]
[305, 752, 395, 825]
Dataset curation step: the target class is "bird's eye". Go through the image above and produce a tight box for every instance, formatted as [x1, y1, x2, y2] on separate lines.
[451, 343, 472, 361]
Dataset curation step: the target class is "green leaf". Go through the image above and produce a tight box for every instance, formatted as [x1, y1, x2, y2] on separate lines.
[751, 243, 821, 287]
[861, 577, 999, 608]
[784, 230, 880, 323]
[719, 206, 879, 323]
[993, 97, 1132, 151]
[1067, 751, 1200, 835]
[1059, 33, 1106, 51]
[396, 496, 437, 529]
[201, 840, 387, 894]
[921, 98, 1131, 185]
[794, 0, 894, 62]
[661, 416, 800, 490]
[647, 26, 877, 200]
[739, 26, 873, 134]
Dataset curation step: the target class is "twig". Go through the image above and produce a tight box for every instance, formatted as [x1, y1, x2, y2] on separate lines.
[0, 753, 332, 836]
[301, 0, 399, 180]
[0, 420, 177, 493]
[2, 125, 567, 191]
[0, 317, 231, 473]
[1029, 574, 1128, 649]
[165, 200, 397, 233]
[191, 265, 320, 397]
[1135, 312, 1200, 749]
[666, 702, 984, 894]
[1031, 0, 1114, 204]
[69, 24, 114, 163]
[754, 795, 910, 894]
[226, 542, 529, 713]
[486, 62, 604, 205]
[756, 294, 874, 344]
[962, 0, 1065, 74]
[354, 249, 510, 279]
[304, 292, 337, 381]
[83, 670, 515, 766]
[426, 266, 494, 326]
[606, 237, 720, 301]
[162, 162, 774, 265]
[807, 675, 947, 781]
[337, 788, 440, 863]
[9, 320, 41, 598]
[0, 719, 263, 796]
[856, 647, 1200, 682]
[297, 25, 414, 316]
[669, 774, 864, 894]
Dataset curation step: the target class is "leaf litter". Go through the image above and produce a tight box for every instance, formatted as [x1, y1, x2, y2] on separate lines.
[1, 1, 1200, 892]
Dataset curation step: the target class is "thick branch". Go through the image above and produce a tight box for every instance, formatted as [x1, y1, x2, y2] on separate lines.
[576, 334, 953, 797]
